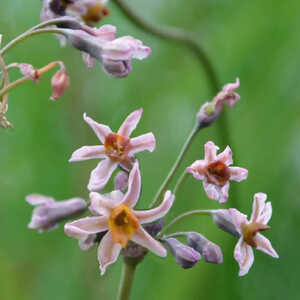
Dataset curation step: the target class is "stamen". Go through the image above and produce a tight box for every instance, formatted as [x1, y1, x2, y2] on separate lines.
[206, 161, 230, 186]
[105, 133, 131, 162]
[243, 222, 270, 248]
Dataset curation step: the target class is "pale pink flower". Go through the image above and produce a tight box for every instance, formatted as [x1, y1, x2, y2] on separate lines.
[65, 163, 174, 275]
[187, 141, 248, 204]
[69, 108, 155, 191]
[229, 193, 279, 276]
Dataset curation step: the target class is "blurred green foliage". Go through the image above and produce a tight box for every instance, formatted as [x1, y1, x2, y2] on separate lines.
[0, 0, 299, 299]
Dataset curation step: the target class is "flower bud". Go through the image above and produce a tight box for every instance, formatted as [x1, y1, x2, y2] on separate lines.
[18, 63, 40, 82]
[102, 59, 131, 78]
[163, 238, 201, 269]
[143, 219, 164, 237]
[26, 194, 87, 232]
[114, 171, 129, 192]
[186, 232, 223, 264]
[50, 69, 70, 100]
[211, 209, 240, 237]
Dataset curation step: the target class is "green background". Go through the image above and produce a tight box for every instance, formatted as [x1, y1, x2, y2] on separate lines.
[0, 1, 299, 299]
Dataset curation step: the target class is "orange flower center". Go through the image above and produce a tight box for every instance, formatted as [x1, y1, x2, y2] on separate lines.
[82, 3, 110, 25]
[206, 161, 230, 186]
[108, 205, 139, 248]
[243, 222, 270, 248]
[105, 133, 131, 162]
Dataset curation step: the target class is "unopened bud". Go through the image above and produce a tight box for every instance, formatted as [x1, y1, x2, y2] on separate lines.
[114, 171, 128, 192]
[50, 69, 70, 100]
[163, 238, 201, 269]
[211, 209, 240, 237]
[26, 194, 87, 232]
[102, 59, 131, 78]
[143, 219, 164, 237]
[186, 232, 223, 264]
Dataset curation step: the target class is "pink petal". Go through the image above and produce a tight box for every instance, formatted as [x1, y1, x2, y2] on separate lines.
[98, 232, 122, 275]
[250, 193, 267, 223]
[26, 194, 55, 205]
[219, 182, 230, 204]
[202, 181, 229, 204]
[204, 141, 219, 163]
[255, 233, 279, 258]
[186, 160, 206, 180]
[94, 25, 116, 41]
[234, 237, 254, 276]
[82, 52, 95, 68]
[135, 190, 174, 224]
[229, 208, 248, 235]
[121, 162, 141, 208]
[128, 133, 156, 156]
[69, 145, 106, 162]
[131, 227, 167, 257]
[217, 146, 233, 165]
[118, 108, 143, 137]
[64, 216, 108, 240]
[83, 113, 112, 144]
[257, 202, 272, 225]
[88, 159, 118, 191]
[229, 167, 248, 182]
[223, 78, 240, 94]
[79, 234, 97, 251]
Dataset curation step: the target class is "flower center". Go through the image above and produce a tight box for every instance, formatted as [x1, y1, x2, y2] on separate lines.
[243, 222, 270, 248]
[206, 161, 230, 186]
[82, 2, 110, 25]
[105, 133, 131, 162]
[108, 204, 139, 248]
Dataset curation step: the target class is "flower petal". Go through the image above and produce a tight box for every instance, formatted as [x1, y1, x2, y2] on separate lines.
[88, 159, 118, 191]
[217, 146, 233, 165]
[228, 208, 248, 235]
[128, 133, 156, 156]
[131, 227, 167, 257]
[78, 234, 97, 251]
[26, 194, 55, 205]
[69, 145, 106, 162]
[229, 167, 248, 182]
[234, 237, 254, 276]
[98, 232, 122, 275]
[94, 25, 116, 41]
[250, 193, 267, 223]
[64, 216, 108, 240]
[219, 182, 230, 204]
[204, 141, 219, 163]
[186, 160, 206, 180]
[257, 202, 272, 225]
[121, 162, 141, 208]
[202, 181, 229, 204]
[82, 52, 96, 68]
[83, 113, 112, 144]
[255, 233, 279, 258]
[118, 108, 143, 137]
[135, 191, 174, 224]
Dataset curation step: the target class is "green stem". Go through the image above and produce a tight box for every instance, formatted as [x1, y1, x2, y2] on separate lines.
[173, 171, 188, 196]
[150, 123, 199, 208]
[0, 76, 29, 99]
[117, 259, 137, 300]
[0, 54, 9, 104]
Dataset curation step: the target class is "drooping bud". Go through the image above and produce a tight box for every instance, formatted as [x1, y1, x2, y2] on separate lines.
[26, 194, 87, 232]
[186, 232, 223, 264]
[114, 171, 129, 192]
[211, 209, 240, 237]
[50, 68, 70, 100]
[163, 238, 201, 269]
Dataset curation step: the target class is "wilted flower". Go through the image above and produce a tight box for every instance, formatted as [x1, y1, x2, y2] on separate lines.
[26, 194, 87, 232]
[163, 237, 201, 269]
[187, 141, 248, 204]
[229, 193, 279, 276]
[197, 78, 240, 128]
[65, 163, 174, 275]
[50, 68, 70, 100]
[69, 108, 156, 191]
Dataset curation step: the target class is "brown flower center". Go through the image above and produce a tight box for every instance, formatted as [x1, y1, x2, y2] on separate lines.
[206, 161, 230, 186]
[108, 205, 139, 248]
[105, 133, 131, 162]
[243, 222, 270, 248]
[82, 3, 110, 25]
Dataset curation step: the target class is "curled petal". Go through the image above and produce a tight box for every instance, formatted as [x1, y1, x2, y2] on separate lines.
[135, 191, 174, 224]
[128, 133, 156, 156]
[83, 113, 112, 144]
[234, 237, 254, 276]
[79, 234, 97, 251]
[257, 202, 272, 225]
[118, 108, 143, 137]
[255, 233, 279, 258]
[223, 78, 240, 94]
[26, 194, 55, 205]
[229, 167, 248, 182]
[186, 160, 206, 180]
[250, 193, 267, 223]
[69, 145, 106, 162]
[202, 181, 229, 204]
[204, 141, 218, 163]
[94, 25, 116, 40]
[88, 159, 118, 191]
[131, 227, 167, 257]
[121, 162, 141, 208]
[98, 232, 122, 275]
[217, 146, 233, 165]
[229, 208, 248, 235]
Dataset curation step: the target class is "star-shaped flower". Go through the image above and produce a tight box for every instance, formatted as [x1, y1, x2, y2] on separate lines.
[65, 162, 174, 275]
[229, 193, 279, 276]
[187, 141, 248, 204]
[69, 108, 156, 191]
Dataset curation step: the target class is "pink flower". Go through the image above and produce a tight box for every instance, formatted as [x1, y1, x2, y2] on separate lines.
[65, 163, 174, 275]
[187, 141, 248, 204]
[69, 108, 156, 191]
[229, 193, 279, 276]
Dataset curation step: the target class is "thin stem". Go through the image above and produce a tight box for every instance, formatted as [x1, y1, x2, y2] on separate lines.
[0, 54, 10, 105]
[173, 171, 188, 196]
[150, 123, 199, 208]
[158, 209, 211, 237]
[117, 260, 137, 300]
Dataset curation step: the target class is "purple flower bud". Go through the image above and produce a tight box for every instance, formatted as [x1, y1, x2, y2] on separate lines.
[211, 209, 240, 237]
[163, 238, 201, 269]
[186, 232, 223, 264]
[114, 171, 129, 192]
[26, 194, 87, 232]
